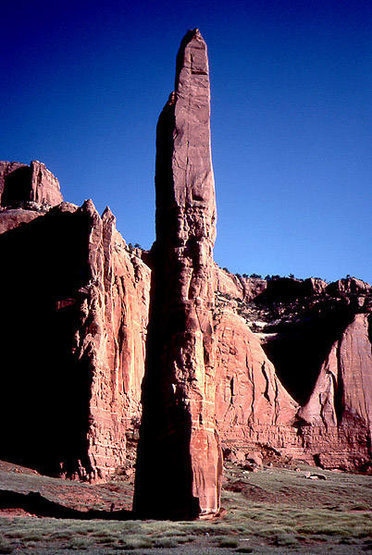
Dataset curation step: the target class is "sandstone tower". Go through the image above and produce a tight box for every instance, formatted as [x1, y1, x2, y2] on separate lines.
[134, 29, 222, 518]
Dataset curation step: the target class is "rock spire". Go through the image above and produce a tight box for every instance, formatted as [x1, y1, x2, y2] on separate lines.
[134, 29, 222, 519]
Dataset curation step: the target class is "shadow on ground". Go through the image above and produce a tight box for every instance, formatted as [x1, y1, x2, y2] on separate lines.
[0, 490, 134, 520]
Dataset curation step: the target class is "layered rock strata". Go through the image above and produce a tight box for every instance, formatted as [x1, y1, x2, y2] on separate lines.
[134, 29, 222, 518]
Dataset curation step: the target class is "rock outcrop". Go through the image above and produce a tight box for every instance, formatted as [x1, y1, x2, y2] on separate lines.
[213, 266, 267, 302]
[297, 313, 372, 470]
[0, 188, 150, 480]
[0, 160, 63, 208]
[217, 273, 372, 470]
[134, 29, 222, 519]
[214, 308, 299, 451]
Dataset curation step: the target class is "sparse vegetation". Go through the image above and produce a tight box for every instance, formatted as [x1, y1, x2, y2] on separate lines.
[0, 462, 371, 553]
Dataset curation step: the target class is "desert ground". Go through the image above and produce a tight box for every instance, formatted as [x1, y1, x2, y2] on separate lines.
[0, 458, 370, 554]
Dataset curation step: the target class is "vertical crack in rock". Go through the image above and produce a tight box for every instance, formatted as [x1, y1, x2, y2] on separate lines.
[134, 29, 222, 519]
[261, 362, 271, 402]
[334, 338, 344, 424]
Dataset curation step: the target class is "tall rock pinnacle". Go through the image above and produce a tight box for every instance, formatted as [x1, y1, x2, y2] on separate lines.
[134, 29, 222, 519]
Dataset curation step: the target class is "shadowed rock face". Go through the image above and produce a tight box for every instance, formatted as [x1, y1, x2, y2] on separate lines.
[0, 192, 150, 480]
[298, 313, 372, 446]
[0, 204, 93, 476]
[134, 29, 222, 519]
[0, 161, 63, 208]
[262, 304, 354, 404]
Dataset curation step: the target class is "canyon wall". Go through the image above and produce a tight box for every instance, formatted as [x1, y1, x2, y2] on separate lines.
[215, 275, 371, 471]
[0, 158, 370, 489]
[0, 166, 149, 480]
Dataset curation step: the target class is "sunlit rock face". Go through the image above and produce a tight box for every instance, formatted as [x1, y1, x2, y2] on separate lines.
[0, 170, 150, 480]
[134, 29, 222, 519]
[214, 308, 299, 445]
[297, 313, 372, 470]
[215, 273, 372, 471]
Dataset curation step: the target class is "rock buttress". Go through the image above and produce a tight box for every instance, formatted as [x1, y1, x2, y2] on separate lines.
[0, 197, 150, 480]
[81, 201, 151, 479]
[134, 29, 222, 519]
[298, 313, 372, 470]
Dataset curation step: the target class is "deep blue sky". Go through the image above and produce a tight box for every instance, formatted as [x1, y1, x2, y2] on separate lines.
[1, 0, 371, 283]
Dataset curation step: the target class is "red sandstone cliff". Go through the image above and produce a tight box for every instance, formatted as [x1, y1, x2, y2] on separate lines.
[77, 201, 150, 479]
[297, 313, 371, 470]
[213, 266, 268, 302]
[214, 273, 372, 470]
[214, 308, 299, 452]
[0, 166, 149, 480]
[0, 158, 370, 480]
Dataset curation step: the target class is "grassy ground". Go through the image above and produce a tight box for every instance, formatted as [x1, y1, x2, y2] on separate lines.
[0, 460, 133, 513]
[0, 461, 371, 553]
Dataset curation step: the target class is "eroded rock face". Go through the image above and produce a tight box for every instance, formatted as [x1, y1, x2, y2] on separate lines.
[326, 277, 372, 298]
[213, 265, 267, 302]
[0, 197, 150, 480]
[214, 308, 299, 448]
[297, 313, 372, 470]
[216, 271, 372, 470]
[0, 161, 63, 208]
[134, 29, 222, 519]
[80, 201, 150, 479]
